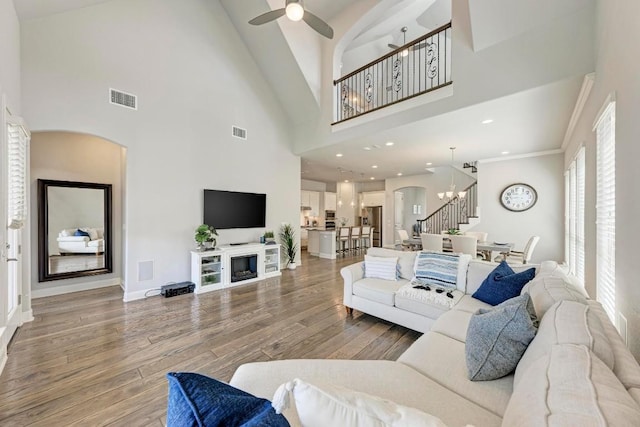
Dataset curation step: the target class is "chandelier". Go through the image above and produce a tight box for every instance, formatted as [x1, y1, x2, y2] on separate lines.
[438, 147, 467, 201]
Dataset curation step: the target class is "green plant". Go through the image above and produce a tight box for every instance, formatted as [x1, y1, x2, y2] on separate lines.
[264, 230, 275, 239]
[195, 224, 218, 247]
[446, 228, 461, 235]
[279, 223, 298, 265]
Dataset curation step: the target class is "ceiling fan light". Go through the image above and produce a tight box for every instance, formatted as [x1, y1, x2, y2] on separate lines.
[401, 49, 409, 57]
[285, 2, 304, 21]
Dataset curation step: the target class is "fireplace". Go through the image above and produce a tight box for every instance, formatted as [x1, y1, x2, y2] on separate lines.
[230, 254, 258, 283]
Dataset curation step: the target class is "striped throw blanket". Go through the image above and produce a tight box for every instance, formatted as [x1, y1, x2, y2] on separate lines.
[413, 251, 462, 288]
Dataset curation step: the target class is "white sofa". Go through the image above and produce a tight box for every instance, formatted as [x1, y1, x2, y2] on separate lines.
[229, 248, 640, 426]
[56, 227, 104, 254]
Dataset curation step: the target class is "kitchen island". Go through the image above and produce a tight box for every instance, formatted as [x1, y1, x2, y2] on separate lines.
[307, 229, 336, 259]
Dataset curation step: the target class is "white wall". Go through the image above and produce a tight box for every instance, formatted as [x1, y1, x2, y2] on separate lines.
[21, 0, 299, 301]
[477, 153, 564, 263]
[30, 132, 124, 292]
[0, 0, 20, 114]
[563, 0, 640, 359]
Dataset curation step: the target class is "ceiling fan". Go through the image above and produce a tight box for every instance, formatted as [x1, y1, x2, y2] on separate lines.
[388, 26, 427, 53]
[249, 0, 334, 39]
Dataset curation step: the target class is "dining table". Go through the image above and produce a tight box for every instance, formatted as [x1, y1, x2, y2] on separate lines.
[403, 237, 514, 261]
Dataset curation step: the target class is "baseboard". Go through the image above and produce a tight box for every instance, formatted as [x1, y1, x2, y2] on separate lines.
[123, 287, 162, 302]
[32, 278, 122, 298]
[21, 309, 34, 323]
[0, 347, 6, 378]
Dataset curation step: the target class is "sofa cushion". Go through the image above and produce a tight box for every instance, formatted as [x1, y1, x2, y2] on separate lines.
[230, 359, 503, 427]
[472, 261, 536, 305]
[271, 378, 447, 427]
[452, 295, 493, 313]
[352, 278, 406, 306]
[87, 239, 103, 248]
[363, 255, 398, 281]
[413, 251, 471, 292]
[466, 294, 538, 381]
[502, 344, 640, 427]
[514, 300, 614, 388]
[398, 332, 513, 417]
[431, 309, 473, 343]
[166, 372, 289, 427]
[366, 247, 417, 280]
[587, 300, 640, 390]
[394, 293, 451, 321]
[523, 275, 588, 319]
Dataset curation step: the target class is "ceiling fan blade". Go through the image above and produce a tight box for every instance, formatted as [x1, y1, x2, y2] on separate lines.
[411, 42, 428, 51]
[302, 10, 334, 39]
[388, 43, 400, 50]
[248, 8, 286, 25]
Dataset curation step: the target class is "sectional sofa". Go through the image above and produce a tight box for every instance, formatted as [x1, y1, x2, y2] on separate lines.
[229, 248, 640, 426]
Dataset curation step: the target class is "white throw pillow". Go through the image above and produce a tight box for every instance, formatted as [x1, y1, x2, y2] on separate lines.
[364, 255, 399, 281]
[272, 378, 448, 427]
[86, 228, 99, 240]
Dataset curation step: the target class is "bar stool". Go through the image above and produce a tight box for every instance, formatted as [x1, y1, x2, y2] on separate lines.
[350, 226, 361, 253]
[336, 227, 350, 255]
[360, 226, 371, 250]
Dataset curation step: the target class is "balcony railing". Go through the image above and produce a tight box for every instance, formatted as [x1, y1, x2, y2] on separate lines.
[333, 22, 452, 124]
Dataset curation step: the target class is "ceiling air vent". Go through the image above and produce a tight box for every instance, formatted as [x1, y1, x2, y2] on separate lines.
[109, 88, 137, 110]
[232, 126, 247, 140]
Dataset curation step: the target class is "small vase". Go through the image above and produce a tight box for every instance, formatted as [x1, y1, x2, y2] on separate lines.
[287, 262, 297, 270]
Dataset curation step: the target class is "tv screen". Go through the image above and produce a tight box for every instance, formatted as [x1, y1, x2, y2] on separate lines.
[203, 190, 266, 230]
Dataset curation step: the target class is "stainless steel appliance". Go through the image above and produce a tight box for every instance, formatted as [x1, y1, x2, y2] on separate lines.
[325, 210, 336, 230]
[362, 206, 382, 247]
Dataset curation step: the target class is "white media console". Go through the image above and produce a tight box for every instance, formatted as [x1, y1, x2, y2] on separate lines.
[190, 243, 281, 294]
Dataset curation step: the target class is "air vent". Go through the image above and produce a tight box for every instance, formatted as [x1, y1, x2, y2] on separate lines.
[110, 88, 137, 110]
[232, 126, 247, 140]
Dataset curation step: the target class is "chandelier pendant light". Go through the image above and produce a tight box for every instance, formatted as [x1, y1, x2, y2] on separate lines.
[438, 147, 467, 201]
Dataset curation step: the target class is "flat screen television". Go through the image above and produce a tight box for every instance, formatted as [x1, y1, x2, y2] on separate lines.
[203, 189, 266, 230]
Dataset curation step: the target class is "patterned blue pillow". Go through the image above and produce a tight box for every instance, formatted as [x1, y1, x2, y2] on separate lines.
[472, 261, 536, 305]
[166, 372, 290, 427]
[413, 251, 460, 288]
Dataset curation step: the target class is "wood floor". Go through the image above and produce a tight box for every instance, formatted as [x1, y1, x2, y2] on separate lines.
[0, 252, 421, 426]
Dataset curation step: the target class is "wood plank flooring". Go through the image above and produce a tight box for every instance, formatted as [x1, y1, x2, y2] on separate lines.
[0, 252, 421, 426]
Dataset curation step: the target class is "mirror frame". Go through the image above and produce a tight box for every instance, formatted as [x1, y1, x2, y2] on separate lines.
[38, 179, 113, 282]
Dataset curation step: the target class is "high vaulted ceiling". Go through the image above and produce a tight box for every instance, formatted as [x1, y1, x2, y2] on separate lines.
[15, 0, 595, 184]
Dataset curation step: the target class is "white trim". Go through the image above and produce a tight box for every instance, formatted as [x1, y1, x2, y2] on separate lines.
[32, 277, 122, 298]
[21, 309, 34, 323]
[593, 92, 617, 131]
[0, 346, 6, 377]
[478, 149, 564, 164]
[562, 73, 595, 150]
[123, 288, 158, 302]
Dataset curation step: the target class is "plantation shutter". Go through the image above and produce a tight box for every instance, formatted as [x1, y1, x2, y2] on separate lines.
[569, 161, 577, 275]
[7, 121, 29, 229]
[575, 146, 585, 284]
[595, 102, 615, 323]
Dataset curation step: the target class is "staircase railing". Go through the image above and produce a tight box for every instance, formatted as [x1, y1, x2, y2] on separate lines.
[417, 182, 478, 235]
[333, 22, 452, 124]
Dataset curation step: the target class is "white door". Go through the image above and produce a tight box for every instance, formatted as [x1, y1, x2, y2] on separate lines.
[1, 96, 29, 357]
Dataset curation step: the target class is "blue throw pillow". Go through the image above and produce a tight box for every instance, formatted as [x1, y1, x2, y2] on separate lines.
[166, 372, 290, 427]
[472, 261, 536, 305]
[74, 229, 90, 238]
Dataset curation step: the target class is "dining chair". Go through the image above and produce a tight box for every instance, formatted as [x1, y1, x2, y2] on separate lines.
[420, 233, 443, 252]
[336, 227, 351, 255]
[449, 235, 478, 258]
[496, 235, 540, 264]
[350, 226, 361, 253]
[396, 229, 413, 251]
[360, 226, 371, 250]
[464, 231, 488, 243]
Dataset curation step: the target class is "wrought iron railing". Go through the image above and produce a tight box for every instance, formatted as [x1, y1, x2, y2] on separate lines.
[417, 182, 477, 235]
[333, 22, 452, 124]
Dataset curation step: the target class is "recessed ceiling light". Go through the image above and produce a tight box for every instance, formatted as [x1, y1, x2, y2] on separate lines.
[482, 119, 494, 124]
[385, 141, 395, 146]
[372, 165, 378, 168]
[501, 151, 510, 155]
[370, 177, 375, 180]
[426, 162, 432, 166]
[397, 172, 403, 176]
[363, 147, 371, 151]
[336, 153, 343, 157]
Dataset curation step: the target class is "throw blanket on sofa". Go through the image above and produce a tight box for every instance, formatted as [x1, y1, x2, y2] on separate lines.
[398, 281, 464, 309]
[414, 251, 462, 287]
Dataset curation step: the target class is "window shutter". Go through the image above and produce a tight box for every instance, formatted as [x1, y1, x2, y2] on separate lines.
[7, 122, 28, 230]
[596, 103, 615, 323]
[575, 146, 585, 284]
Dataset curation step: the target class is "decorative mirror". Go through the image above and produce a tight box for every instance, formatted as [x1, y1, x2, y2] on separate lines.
[38, 179, 113, 282]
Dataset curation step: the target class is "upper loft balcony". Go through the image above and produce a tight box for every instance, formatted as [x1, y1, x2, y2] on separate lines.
[333, 23, 452, 124]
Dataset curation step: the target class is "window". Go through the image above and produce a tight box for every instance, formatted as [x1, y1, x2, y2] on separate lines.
[595, 101, 615, 323]
[7, 121, 28, 230]
[565, 147, 585, 283]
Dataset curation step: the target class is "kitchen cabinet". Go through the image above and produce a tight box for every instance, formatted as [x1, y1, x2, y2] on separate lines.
[323, 192, 337, 211]
[362, 191, 385, 207]
[301, 190, 320, 216]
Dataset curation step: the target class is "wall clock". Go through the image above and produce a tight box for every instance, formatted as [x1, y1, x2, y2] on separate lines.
[500, 183, 537, 212]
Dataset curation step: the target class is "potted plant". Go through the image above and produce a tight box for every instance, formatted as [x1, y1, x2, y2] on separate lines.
[195, 224, 218, 250]
[264, 230, 275, 243]
[446, 228, 461, 235]
[279, 223, 298, 269]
